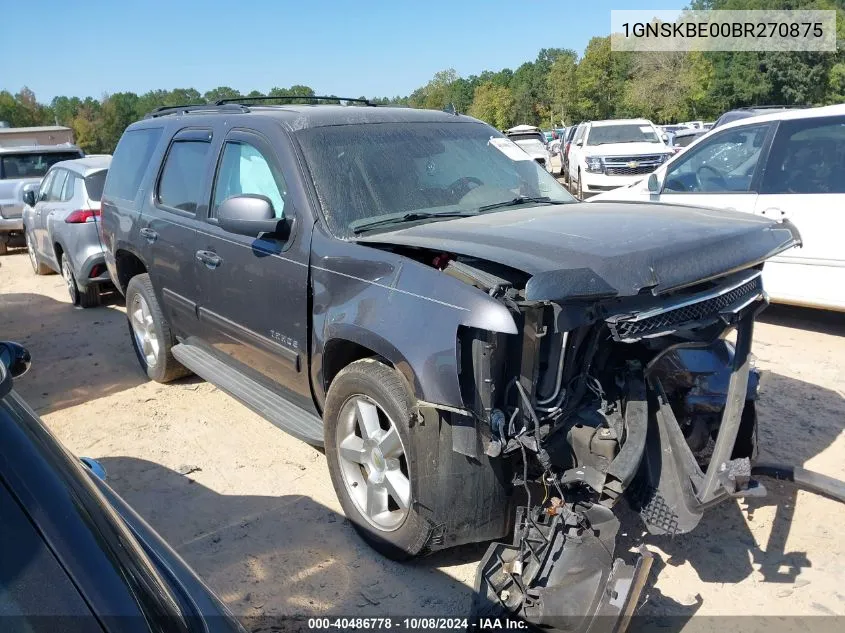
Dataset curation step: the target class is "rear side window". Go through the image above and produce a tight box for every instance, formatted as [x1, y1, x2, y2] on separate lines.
[761, 116, 845, 195]
[104, 128, 163, 201]
[60, 174, 75, 202]
[157, 141, 210, 213]
[84, 170, 107, 202]
[48, 170, 68, 201]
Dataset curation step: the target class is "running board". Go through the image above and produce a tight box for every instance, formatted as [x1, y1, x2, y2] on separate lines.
[171, 343, 324, 446]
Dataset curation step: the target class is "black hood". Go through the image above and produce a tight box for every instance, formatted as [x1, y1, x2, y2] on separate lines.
[356, 201, 801, 301]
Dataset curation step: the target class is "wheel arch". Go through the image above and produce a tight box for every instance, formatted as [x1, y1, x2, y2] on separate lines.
[314, 327, 417, 409]
[113, 247, 148, 294]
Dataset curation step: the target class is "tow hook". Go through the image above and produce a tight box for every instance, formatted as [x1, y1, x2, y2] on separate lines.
[473, 503, 654, 633]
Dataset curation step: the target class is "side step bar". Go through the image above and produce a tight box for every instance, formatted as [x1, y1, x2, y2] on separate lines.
[171, 343, 324, 446]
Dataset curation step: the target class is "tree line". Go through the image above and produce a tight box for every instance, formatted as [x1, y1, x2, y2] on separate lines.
[2, 0, 842, 154]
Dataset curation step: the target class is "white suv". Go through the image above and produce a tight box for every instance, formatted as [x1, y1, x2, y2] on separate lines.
[567, 119, 673, 198]
[589, 104, 845, 312]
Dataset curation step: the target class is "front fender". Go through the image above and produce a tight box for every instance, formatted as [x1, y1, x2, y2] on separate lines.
[309, 233, 518, 410]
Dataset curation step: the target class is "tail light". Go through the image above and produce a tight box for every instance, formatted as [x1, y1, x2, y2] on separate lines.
[65, 209, 101, 224]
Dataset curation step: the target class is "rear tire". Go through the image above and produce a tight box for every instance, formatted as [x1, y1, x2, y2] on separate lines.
[62, 253, 100, 308]
[324, 359, 433, 561]
[125, 273, 190, 383]
[26, 232, 51, 275]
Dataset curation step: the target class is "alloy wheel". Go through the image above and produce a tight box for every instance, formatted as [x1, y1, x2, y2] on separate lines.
[336, 395, 411, 531]
[61, 256, 78, 304]
[130, 293, 160, 368]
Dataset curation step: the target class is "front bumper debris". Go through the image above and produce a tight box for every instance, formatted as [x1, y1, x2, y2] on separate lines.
[474, 504, 653, 633]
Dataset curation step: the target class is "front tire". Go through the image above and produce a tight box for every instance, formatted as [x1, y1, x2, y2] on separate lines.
[125, 273, 189, 383]
[324, 359, 433, 560]
[62, 253, 100, 308]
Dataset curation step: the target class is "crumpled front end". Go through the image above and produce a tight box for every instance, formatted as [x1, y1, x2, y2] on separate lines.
[459, 264, 770, 632]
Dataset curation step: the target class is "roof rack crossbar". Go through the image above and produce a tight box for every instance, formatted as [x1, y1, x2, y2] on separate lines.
[144, 103, 251, 119]
[214, 95, 375, 106]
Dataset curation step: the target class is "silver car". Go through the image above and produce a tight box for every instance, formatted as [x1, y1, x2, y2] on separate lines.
[22, 156, 112, 307]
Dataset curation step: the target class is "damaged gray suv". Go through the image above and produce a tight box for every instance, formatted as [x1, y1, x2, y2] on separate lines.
[100, 97, 800, 631]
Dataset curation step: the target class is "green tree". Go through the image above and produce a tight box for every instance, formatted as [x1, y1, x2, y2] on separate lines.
[100, 92, 140, 152]
[468, 82, 515, 129]
[547, 50, 579, 125]
[576, 37, 631, 120]
[203, 86, 241, 103]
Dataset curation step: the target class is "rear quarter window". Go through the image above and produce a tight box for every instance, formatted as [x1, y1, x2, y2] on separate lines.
[104, 128, 163, 201]
[84, 170, 107, 202]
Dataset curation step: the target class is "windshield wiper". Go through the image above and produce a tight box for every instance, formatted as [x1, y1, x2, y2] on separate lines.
[352, 211, 476, 234]
[475, 196, 556, 213]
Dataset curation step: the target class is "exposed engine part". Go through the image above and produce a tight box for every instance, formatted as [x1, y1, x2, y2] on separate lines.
[468, 268, 774, 631]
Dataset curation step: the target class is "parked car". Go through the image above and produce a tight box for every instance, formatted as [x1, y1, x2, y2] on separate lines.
[566, 118, 674, 198]
[21, 156, 112, 307]
[589, 103, 845, 312]
[0, 340, 245, 633]
[669, 127, 707, 153]
[504, 124, 553, 172]
[561, 123, 582, 185]
[100, 97, 798, 630]
[0, 144, 84, 255]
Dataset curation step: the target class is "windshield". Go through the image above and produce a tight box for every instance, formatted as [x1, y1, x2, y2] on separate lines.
[0, 152, 82, 180]
[586, 124, 660, 146]
[297, 121, 574, 238]
[512, 139, 547, 154]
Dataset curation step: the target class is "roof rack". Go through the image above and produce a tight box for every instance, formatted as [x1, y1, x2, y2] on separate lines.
[214, 95, 376, 106]
[144, 103, 251, 119]
[736, 104, 809, 110]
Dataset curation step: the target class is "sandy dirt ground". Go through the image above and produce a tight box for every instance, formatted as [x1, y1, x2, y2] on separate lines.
[1, 249, 843, 630]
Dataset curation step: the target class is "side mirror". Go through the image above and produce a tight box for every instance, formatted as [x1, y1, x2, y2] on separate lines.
[22, 190, 36, 207]
[575, 140, 583, 147]
[0, 341, 31, 379]
[647, 172, 663, 193]
[217, 195, 284, 238]
[661, 133, 669, 143]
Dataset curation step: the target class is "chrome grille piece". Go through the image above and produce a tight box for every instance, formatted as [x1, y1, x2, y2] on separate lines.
[607, 273, 764, 342]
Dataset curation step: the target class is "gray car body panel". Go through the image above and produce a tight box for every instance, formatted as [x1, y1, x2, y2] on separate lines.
[309, 228, 517, 411]
[357, 201, 800, 300]
[22, 156, 110, 288]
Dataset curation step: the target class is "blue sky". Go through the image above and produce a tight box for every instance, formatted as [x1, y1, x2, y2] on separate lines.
[1, 1, 686, 102]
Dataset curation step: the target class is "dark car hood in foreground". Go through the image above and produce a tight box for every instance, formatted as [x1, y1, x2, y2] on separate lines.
[357, 201, 801, 301]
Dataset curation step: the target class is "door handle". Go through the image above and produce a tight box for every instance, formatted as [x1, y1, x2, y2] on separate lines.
[195, 250, 222, 269]
[139, 227, 158, 244]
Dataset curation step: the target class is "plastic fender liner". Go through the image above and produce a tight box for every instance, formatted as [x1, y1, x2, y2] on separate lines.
[412, 406, 513, 551]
